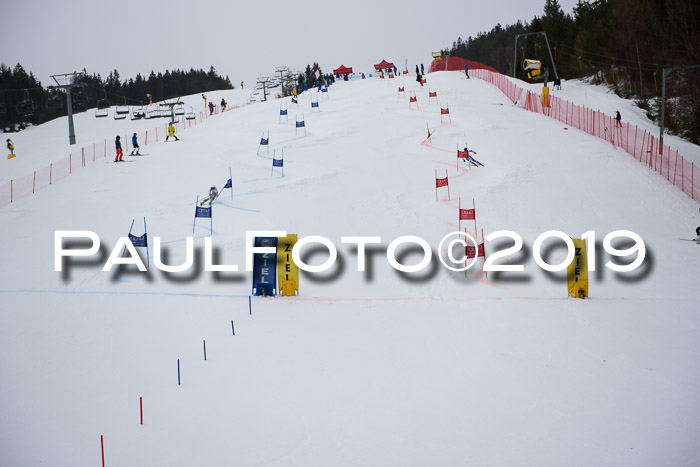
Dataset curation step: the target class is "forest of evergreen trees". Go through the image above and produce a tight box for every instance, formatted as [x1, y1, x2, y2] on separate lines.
[0, 65, 232, 131]
[444, 0, 700, 144]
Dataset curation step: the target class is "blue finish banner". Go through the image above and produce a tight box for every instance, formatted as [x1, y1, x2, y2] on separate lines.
[252, 237, 278, 296]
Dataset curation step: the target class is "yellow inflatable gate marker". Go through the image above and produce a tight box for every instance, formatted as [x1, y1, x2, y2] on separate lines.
[542, 85, 550, 108]
[277, 234, 299, 296]
[567, 238, 589, 298]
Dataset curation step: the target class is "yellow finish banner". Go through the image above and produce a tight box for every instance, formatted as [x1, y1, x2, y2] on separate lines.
[567, 238, 588, 298]
[277, 234, 299, 296]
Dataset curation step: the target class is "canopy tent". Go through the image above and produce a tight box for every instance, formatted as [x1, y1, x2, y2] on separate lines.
[333, 65, 353, 75]
[374, 60, 395, 71]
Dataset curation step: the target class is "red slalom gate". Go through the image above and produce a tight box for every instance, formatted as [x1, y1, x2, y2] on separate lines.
[440, 103, 451, 123]
[398, 85, 405, 98]
[409, 92, 418, 110]
[435, 169, 450, 201]
[428, 89, 438, 104]
[459, 197, 477, 236]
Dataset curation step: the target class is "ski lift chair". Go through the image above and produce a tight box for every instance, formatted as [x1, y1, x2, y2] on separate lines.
[95, 90, 110, 117]
[130, 106, 145, 120]
[146, 106, 160, 119]
[174, 103, 185, 116]
[46, 94, 63, 110]
[115, 97, 130, 117]
[16, 90, 37, 117]
[185, 111, 196, 120]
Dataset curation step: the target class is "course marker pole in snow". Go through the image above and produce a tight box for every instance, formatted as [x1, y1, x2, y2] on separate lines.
[257, 131, 269, 155]
[425, 123, 432, 143]
[177, 359, 181, 385]
[295, 115, 306, 136]
[440, 103, 451, 124]
[409, 92, 418, 110]
[203, 340, 207, 360]
[271, 149, 284, 177]
[140, 397, 143, 425]
[249, 296, 252, 315]
[231, 320, 235, 335]
[101, 435, 105, 467]
[435, 169, 450, 201]
[193, 198, 213, 234]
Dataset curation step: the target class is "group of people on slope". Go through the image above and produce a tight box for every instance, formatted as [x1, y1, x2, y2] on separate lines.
[114, 122, 178, 162]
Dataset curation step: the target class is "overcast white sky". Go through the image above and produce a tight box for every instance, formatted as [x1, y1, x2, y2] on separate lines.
[1, 0, 577, 90]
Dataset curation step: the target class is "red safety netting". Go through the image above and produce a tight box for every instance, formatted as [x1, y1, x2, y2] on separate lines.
[429, 57, 499, 74]
[1, 108, 218, 209]
[51, 155, 71, 183]
[0, 181, 10, 208]
[471, 68, 699, 204]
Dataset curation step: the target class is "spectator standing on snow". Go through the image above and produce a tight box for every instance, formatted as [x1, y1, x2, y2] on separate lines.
[553, 76, 562, 90]
[114, 136, 123, 162]
[208, 101, 214, 115]
[131, 133, 140, 155]
[464, 64, 470, 79]
[221, 98, 227, 111]
[415, 65, 419, 75]
[615, 110, 622, 128]
[420, 64, 424, 75]
[416, 71, 423, 86]
[165, 122, 179, 142]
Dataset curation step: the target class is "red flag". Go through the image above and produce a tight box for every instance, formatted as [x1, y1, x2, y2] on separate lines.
[436, 177, 448, 188]
[441, 107, 450, 115]
[466, 243, 485, 259]
[429, 91, 437, 98]
[410, 96, 417, 103]
[459, 208, 475, 220]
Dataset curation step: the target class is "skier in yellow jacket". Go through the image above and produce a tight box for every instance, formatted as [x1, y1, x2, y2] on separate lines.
[165, 122, 179, 142]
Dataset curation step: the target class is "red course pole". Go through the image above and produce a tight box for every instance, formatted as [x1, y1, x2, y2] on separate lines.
[140, 397, 143, 425]
[101, 435, 105, 467]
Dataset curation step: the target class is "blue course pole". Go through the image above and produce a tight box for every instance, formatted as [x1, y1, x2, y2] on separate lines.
[121, 219, 135, 260]
[231, 320, 235, 335]
[203, 340, 207, 360]
[144, 217, 149, 268]
[177, 359, 180, 385]
[248, 296, 251, 315]
[229, 167, 233, 199]
[193, 197, 198, 234]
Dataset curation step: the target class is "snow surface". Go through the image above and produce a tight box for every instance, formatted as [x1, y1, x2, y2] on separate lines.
[1, 71, 699, 467]
[0, 89, 251, 184]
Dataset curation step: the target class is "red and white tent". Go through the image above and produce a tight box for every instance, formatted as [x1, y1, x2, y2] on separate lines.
[333, 65, 353, 75]
[374, 60, 395, 71]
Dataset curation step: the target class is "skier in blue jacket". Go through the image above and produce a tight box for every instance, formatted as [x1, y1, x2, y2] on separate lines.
[464, 64, 470, 79]
[131, 133, 140, 155]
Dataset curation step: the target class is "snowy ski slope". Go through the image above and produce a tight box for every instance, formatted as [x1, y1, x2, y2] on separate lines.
[0, 71, 699, 467]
